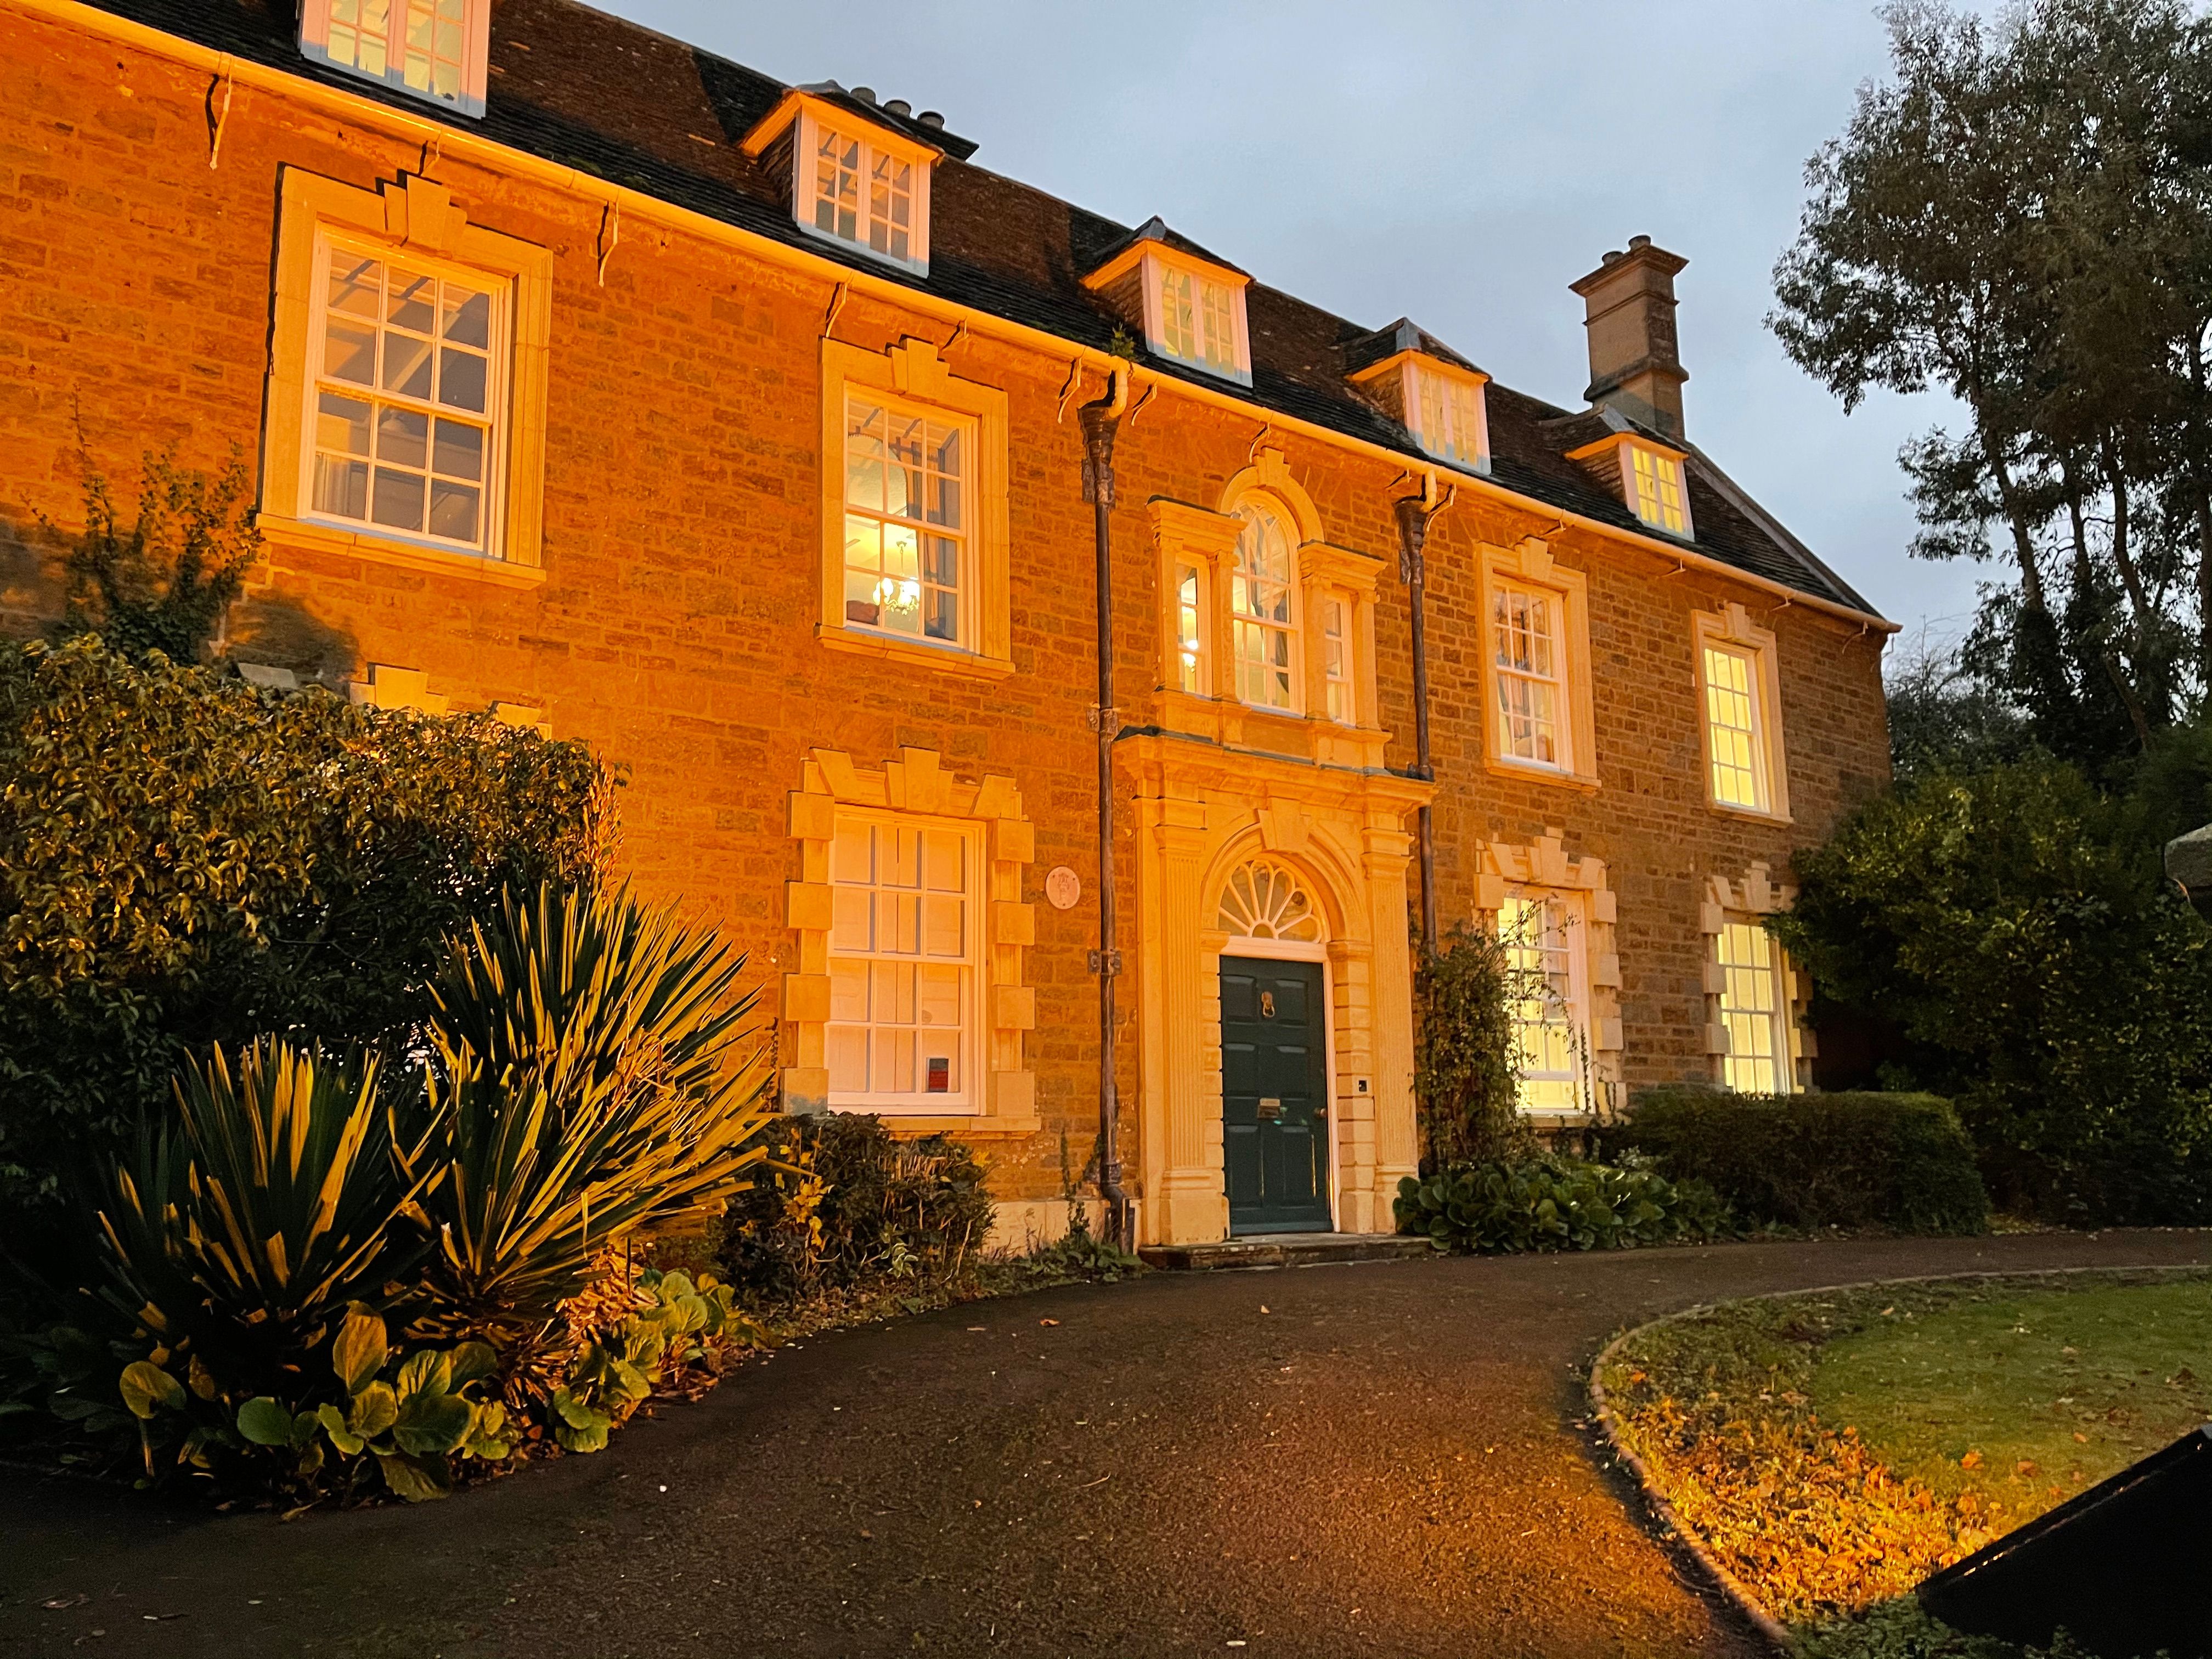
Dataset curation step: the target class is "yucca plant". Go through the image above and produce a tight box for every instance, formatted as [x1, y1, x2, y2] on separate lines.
[407, 883, 776, 1356]
[96, 1041, 438, 1393]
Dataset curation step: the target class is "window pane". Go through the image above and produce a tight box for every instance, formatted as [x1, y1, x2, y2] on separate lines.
[317, 391, 373, 458]
[428, 478, 479, 543]
[376, 405, 428, 469]
[312, 455, 369, 521]
[442, 287, 490, 348]
[382, 331, 433, 399]
[432, 417, 483, 481]
[438, 348, 487, 413]
[370, 467, 425, 532]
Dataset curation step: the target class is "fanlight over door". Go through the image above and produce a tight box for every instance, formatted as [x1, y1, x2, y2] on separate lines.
[1216, 860, 1322, 943]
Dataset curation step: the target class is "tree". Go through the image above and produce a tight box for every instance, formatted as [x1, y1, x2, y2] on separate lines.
[1768, 758, 2212, 1223]
[1774, 0, 2212, 764]
[1413, 923, 1538, 1171]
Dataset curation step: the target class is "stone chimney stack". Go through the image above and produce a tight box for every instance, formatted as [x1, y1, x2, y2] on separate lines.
[1569, 235, 1689, 440]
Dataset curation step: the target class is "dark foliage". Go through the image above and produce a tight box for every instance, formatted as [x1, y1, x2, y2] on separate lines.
[1393, 1154, 1732, 1255]
[1414, 922, 1540, 1171]
[0, 637, 616, 1222]
[717, 1111, 995, 1304]
[1771, 759, 2212, 1224]
[1606, 1090, 1990, 1234]
[46, 447, 261, 666]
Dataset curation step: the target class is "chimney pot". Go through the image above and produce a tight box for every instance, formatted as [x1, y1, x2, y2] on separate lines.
[851, 85, 877, 105]
[918, 109, 945, 129]
[1570, 238, 1690, 440]
[885, 98, 911, 117]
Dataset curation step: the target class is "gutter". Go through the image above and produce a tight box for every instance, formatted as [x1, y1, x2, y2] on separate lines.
[12, 0, 1899, 638]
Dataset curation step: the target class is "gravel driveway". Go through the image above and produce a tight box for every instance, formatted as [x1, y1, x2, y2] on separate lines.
[7, 1230, 2208, 1659]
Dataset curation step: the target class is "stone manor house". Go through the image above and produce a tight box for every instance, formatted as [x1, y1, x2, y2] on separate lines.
[0, 0, 1895, 1248]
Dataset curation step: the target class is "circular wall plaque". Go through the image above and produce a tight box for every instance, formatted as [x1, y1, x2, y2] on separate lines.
[1044, 866, 1081, 911]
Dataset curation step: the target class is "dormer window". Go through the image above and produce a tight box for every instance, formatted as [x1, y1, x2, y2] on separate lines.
[811, 120, 919, 266]
[1564, 431, 1696, 540]
[1082, 224, 1252, 386]
[1343, 321, 1490, 474]
[299, 0, 489, 117]
[1409, 365, 1489, 470]
[740, 88, 942, 276]
[1629, 444, 1689, 535]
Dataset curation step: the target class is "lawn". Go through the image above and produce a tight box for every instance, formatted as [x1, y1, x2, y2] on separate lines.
[1596, 1267, 2212, 1645]
[1813, 1276, 2212, 1516]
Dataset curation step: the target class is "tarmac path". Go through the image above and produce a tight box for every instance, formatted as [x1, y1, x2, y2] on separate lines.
[6, 1229, 2208, 1659]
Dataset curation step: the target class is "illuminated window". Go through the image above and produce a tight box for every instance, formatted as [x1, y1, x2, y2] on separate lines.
[827, 814, 979, 1111]
[300, 0, 487, 115]
[1703, 644, 1768, 810]
[1157, 264, 1243, 379]
[307, 236, 504, 555]
[842, 393, 968, 648]
[1175, 561, 1209, 694]
[1492, 582, 1564, 768]
[1411, 366, 1488, 469]
[812, 123, 915, 264]
[1716, 921, 1792, 1093]
[1500, 893, 1587, 1113]
[1322, 591, 1353, 723]
[1629, 445, 1689, 535]
[1230, 500, 1299, 710]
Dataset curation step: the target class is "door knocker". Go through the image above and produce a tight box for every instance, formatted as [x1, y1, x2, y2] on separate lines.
[1260, 990, 1277, 1019]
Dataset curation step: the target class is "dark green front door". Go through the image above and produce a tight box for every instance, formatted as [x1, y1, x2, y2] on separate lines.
[1221, 956, 1331, 1234]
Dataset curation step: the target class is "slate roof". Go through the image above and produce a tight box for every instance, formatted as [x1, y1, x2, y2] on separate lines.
[78, 0, 1881, 618]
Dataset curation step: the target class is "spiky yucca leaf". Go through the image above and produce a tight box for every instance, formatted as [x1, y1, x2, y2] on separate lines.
[96, 1041, 436, 1385]
[409, 883, 775, 1346]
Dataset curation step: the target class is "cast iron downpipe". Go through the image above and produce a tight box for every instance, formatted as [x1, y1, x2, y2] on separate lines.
[1079, 368, 1133, 1250]
[1393, 472, 1443, 952]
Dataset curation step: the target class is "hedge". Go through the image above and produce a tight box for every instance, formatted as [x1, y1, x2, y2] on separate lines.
[1604, 1090, 1989, 1235]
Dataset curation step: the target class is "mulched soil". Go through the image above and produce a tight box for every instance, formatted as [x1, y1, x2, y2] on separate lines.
[3, 1231, 2206, 1659]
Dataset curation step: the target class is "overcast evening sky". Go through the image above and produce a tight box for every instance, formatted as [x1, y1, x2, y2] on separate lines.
[608, 1, 1993, 661]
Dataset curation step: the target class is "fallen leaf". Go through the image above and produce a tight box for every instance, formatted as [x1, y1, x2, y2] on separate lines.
[42, 1596, 88, 1611]
[2015, 1460, 2038, 1476]
[1259, 1305, 1270, 1314]
[1960, 1451, 1983, 1470]
[2074, 1432, 2089, 1443]
[1039, 1318, 1059, 1328]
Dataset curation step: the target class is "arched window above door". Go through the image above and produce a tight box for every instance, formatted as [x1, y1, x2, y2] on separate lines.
[1217, 859, 1323, 941]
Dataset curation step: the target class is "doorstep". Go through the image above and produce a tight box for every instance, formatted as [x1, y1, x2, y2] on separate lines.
[1138, 1232, 1434, 1271]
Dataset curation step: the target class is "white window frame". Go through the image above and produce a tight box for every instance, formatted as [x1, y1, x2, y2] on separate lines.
[300, 225, 512, 562]
[1229, 498, 1301, 713]
[1173, 558, 1211, 695]
[298, 0, 491, 117]
[1715, 919, 1795, 1094]
[1407, 363, 1489, 471]
[1490, 579, 1570, 774]
[791, 107, 934, 275]
[838, 390, 975, 652]
[1321, 588, 1355, 724]
[825, 808, 984, 1115]
[1500, 889, 1591, 1115]
[1694, 605, 1790, 821]
[1139, 250, 1251, 385]
[1701, 640, 1770, 812]
[1628, 443, 1692, 537]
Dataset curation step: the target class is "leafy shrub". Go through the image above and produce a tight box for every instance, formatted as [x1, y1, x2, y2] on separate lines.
[1414, 922, 1540, 1170]
[0, 636, 614, 1222]
[718, 1110, 993, 1304]
[1606, 1090, 1989, 1235]
[44, 445, 260, 665]
[19, 883, 773, 1503]
[1394, 1154, 1731, 1254]
[1771, 759, 2212, 1224]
